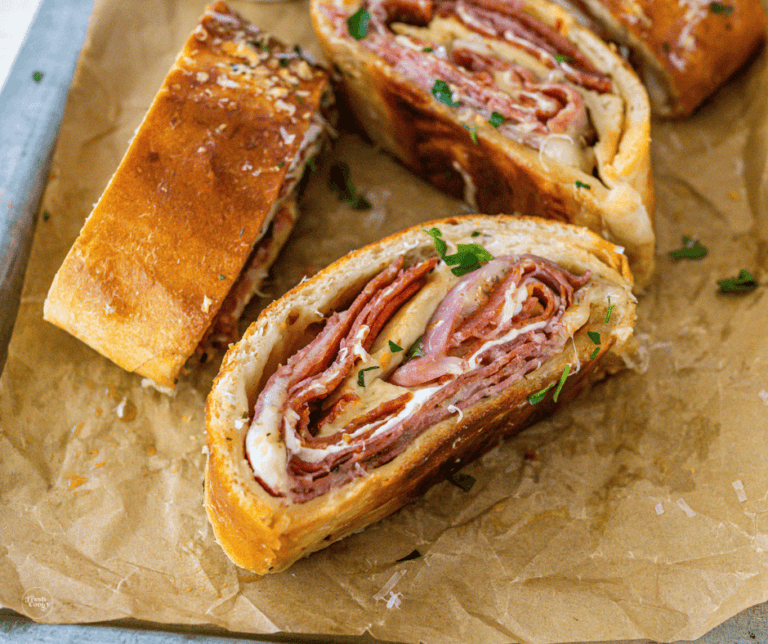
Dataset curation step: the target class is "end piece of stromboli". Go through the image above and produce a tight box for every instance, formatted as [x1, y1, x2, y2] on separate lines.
[43, 1, 335, 389]
[310, 0, 655, 287]
[547, 0, 767, 117]
[204, 214, 636, 574]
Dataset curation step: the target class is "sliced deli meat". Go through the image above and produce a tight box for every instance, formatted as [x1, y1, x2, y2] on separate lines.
[44, 2, 335, 389]
[310, 0, 655, 287]
[204, 214, 636, 573]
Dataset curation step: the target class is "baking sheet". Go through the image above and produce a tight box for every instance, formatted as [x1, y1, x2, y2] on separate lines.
[2, 0, 768, 643]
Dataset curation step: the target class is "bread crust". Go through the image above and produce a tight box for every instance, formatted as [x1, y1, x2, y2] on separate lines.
[204, 214, 636, 573]
[310, 0, 654, 287]
[43, 2, 333, 388]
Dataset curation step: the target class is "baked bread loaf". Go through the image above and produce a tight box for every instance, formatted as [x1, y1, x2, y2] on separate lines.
[204, 214, 636, 573]
[310, 0, 655, 287]
[548, 0, 767, 117]
[43, 2, 335, 389]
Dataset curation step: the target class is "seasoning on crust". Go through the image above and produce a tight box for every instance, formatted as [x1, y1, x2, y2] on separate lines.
[204, 214, 636, 573]
[310, 0, 655, 287]
[43, 2, 335, 389]
[548, 0, 767, 117]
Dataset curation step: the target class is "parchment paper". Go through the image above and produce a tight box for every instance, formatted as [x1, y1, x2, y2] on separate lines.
[2, 1, 768, 642]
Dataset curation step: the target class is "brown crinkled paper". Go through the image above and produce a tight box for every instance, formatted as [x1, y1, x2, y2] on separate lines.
[2, 0, 768, 642]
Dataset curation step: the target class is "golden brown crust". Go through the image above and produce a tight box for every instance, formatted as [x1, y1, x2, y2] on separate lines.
[43, 2, 333, 388]
[204, 214, 636, 573]
[569, 0, 767, 116]
[309, 0, 655, 288]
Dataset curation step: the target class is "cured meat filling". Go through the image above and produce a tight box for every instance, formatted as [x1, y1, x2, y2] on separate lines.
[245, 253, 590, 501]
[321, 0, 615, 167]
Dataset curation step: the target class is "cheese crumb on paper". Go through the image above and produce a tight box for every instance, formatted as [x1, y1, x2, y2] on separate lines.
[732, 479, 748, 503]
[676, 498, 696, 517]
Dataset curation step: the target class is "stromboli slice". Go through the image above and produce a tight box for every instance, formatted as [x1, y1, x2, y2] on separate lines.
[310, 0, 654, 287]
[548, 0, 767, 117]
[43, 2, 335, 389]
[204, 214, 636, 573]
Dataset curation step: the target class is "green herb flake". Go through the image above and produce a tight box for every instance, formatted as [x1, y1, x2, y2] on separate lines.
[444, 243, 494, 276]
[405, 335, 425, 361]
[277, 161, 285, 169]
[330, 161, 372, 209]
[448, 472, 476, 492]
[587, 331, 601, 345]
[219, 274, 227, 280]
[42, 210, 51, 221]
[347, 7, 370, 39]
[718, 269, 758, 292]
[388, 340, 403, 352]
[488, 111, 504, 128]
[357, 366, 379, 387]
[461, 123, 479, 144]
[423, 46, 434, 52]
[553, 54, 572, 63]
[279, 57, 289, 67]
[669, 236, 708, 259]
[424, 227, 494, 276]
[589, 346, 600, 360]
[605, 295, 615, 323]
[709, 1, 734, 14]
[552, 364, 571, 402]
[307, 155, 317, 172]
[527, 382, 555, 405]
[423, 227, 448, 256]
[431, 80, 461, 107]
[32, 71, 43, 83]
[575, 180, 591, 190]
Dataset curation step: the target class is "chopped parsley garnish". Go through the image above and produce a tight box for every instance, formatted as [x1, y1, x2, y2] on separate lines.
[709, 1, 734, 14]
[527, 382, 554, 405]
[279, 58, 289, 67]
[405, 335, 425, 360]
[277, 161, 285, 169]
[448, 472, 476, 492]
[552, 364, 571, 402]
[575, 180, 591, 189]
[431, 80, 461, 107]
[669, 236, 708, 259]
[462, 123, 478, 143]
[42, 210, 51, 221]
[554, 54, 572, 63]
[32, 71, 43, 83]
[347, 8, 370, 39]
[357, 366, 379, 387]
[488, 112, 504, 128]
[471, 231, 481, 237]
[605, 295, 615, 323]
[388, 340, 403, 352]
[329, 161, 372, 209]
[423, 47, 434, 52]
[588, 331, 601, 360]
[718, 269, 758, 292]
[424, 227, 494, 276]
[219, 274, 227, 280]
